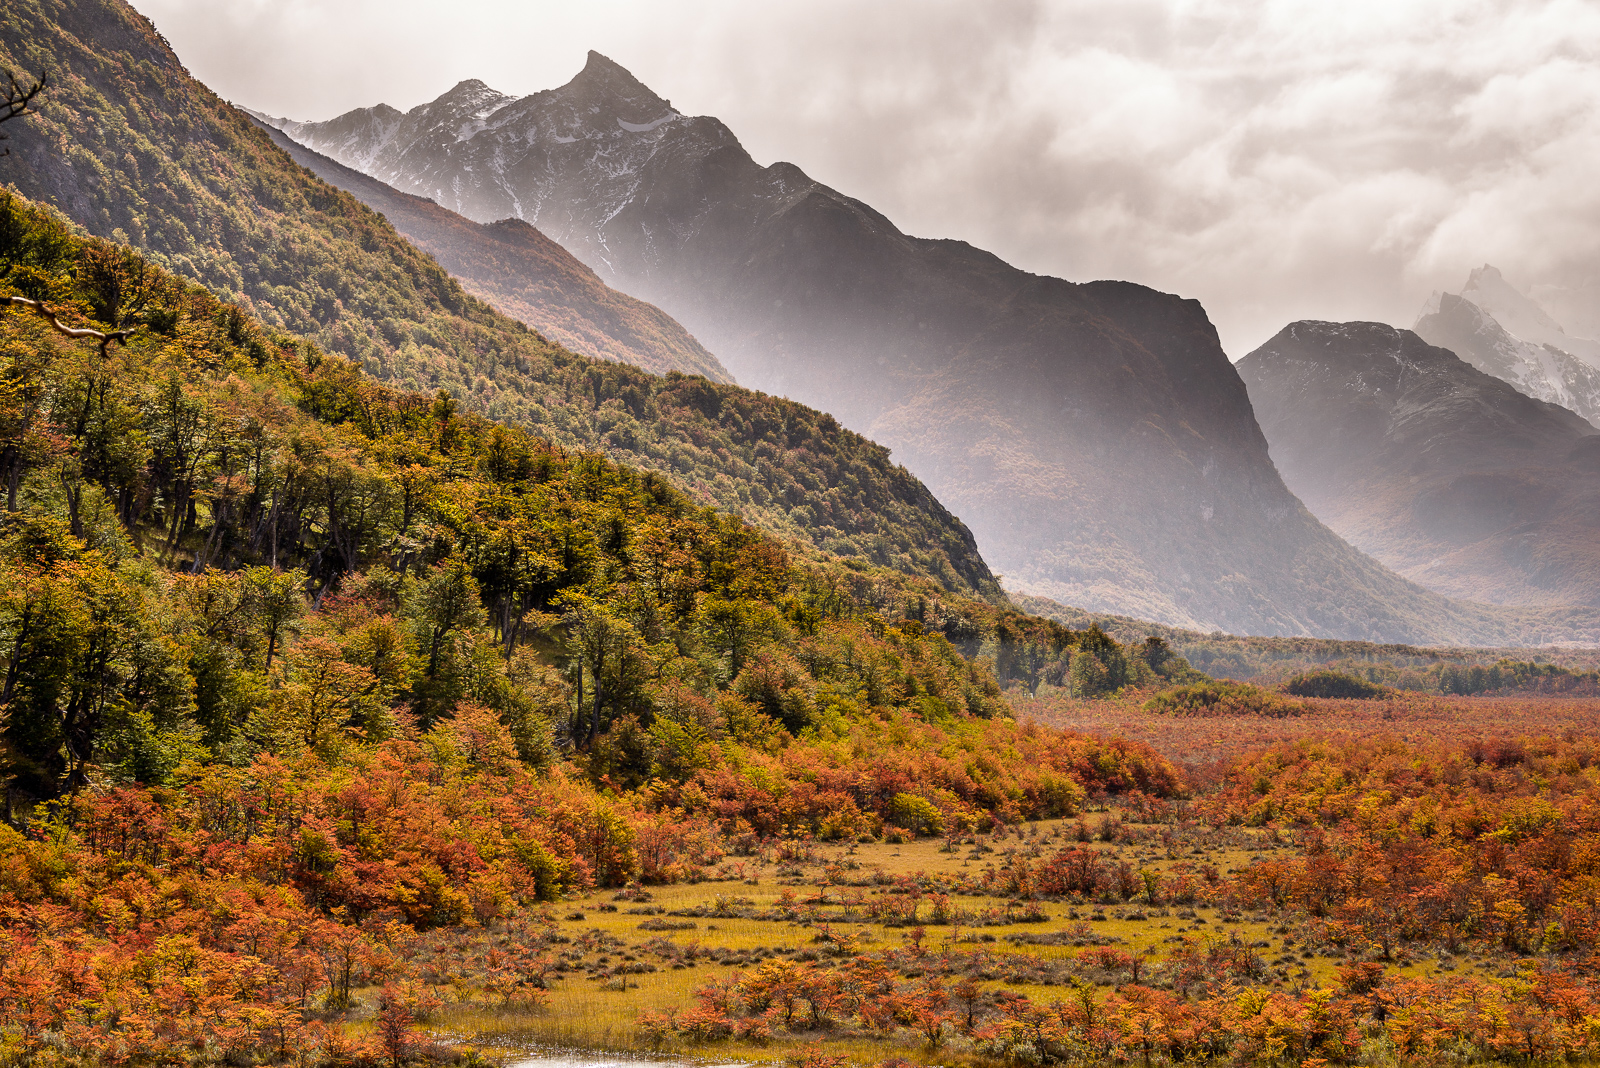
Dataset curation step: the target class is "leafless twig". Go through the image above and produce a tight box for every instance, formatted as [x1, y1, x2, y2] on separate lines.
[3, 294, 136, 357]
[1, 70, 46, 155]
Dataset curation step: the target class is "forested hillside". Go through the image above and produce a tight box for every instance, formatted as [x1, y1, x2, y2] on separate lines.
[0, 0, 998, 600]
[0, 186, 1193, 1063]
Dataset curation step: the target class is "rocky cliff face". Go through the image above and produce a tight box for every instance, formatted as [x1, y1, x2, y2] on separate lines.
[1240, 321, 1600, 608]
[250, 115, 731, 382]
[281, 54, 1600, 642]
[1416, 267, 1600, 428]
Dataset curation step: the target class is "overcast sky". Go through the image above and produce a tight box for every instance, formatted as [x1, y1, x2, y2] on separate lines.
[128, 0, 1600, 357]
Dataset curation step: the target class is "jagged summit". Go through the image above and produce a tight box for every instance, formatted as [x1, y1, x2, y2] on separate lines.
[547, 51, 677, 130]
[252, 116, 736, 383]
[1415, 266, 1600, 427]
[404, 79, 516, 144]
[570, 51, 660, 97]
[1458, 266, 1600, 366]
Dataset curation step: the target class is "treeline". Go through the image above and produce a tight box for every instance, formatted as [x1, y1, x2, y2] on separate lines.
[1015, 595, 1600, 698]
[0, 3, 999, 598]
[1257, 657, 1600, 698]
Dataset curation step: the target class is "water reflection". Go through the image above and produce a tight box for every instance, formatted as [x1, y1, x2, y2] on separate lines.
[509, 1055, 747, 1068]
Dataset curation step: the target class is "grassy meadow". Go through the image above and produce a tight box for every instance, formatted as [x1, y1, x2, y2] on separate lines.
[439, 678, 1589, 1066]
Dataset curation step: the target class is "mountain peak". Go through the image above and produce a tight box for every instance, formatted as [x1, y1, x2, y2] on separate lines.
[578, 51, 642, 86]
[421, 78, 515, 124]
[1415, 266, 1600, 426]
[1455, 263, 1591, 360]
[563, 51, 670, 112]
[1468, 263, 1505, 286]
[440, 77, 508, 101]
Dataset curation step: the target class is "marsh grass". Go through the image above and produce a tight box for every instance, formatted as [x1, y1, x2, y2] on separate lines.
[441, 818, 1347, 1064]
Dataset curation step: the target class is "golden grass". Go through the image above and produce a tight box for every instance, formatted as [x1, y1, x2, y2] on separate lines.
[440, 818, 1344, 1064]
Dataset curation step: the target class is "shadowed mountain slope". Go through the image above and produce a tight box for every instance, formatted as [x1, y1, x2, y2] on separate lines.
[1239, 321, 1600, 608]
[285, 55, 1599, 643]
[0, 0, 998, 598]
[246, 112, 731, 383]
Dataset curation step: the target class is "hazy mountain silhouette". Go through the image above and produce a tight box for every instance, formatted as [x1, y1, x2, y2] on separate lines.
[1416, 267, 1600, 428]
[1240, 321, 1600, 608]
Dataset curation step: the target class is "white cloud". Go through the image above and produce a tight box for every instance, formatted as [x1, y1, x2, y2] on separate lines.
[128, 0, 1600, 356]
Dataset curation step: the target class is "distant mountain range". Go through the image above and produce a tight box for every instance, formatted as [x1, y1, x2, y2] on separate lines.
[1416, 266, 1600, 428]
[1239, 321, 1600, 608]
[9, 6, 1598, 644]
[272, 53, 1592, 643]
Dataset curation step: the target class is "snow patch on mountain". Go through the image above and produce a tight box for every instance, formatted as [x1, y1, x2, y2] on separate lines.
[1459, 266, 1600, 369]
[618, 113, 679, 133]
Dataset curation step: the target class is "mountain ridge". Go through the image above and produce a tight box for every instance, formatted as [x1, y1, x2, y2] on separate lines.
[246, 112, 733, 383]
[1239, 320, 1600, 608]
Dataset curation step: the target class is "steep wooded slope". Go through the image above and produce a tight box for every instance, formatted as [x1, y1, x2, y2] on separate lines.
[289, 55, 1594, 643]
[1239, 321, 1600, 608]
[0, 0, 997, 599]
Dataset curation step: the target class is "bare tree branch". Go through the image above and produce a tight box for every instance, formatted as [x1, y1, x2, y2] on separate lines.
[1, 70, 46, 155]
[3, 294, 136, 358]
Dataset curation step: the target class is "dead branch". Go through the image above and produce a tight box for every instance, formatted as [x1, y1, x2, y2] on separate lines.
[0, 70, 46, 155]
[3, 294, 136, 357]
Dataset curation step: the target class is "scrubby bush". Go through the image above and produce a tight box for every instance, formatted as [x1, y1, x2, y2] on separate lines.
[1283, 669, 1389, 699]
[1144, 680, 1306, 718]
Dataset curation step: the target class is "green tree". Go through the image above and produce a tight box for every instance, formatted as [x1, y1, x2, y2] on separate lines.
[0, 551, 193, 799]
[242, 567, 306, 670]
[406, 560, 487, 724]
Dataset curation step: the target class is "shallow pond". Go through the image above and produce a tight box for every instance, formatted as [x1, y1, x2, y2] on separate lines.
[509, 1055, 747, 1068]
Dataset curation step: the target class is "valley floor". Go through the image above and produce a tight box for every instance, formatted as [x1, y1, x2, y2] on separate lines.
[418, 689, 1600, 1067]
[1014, 687, 1600, 766]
